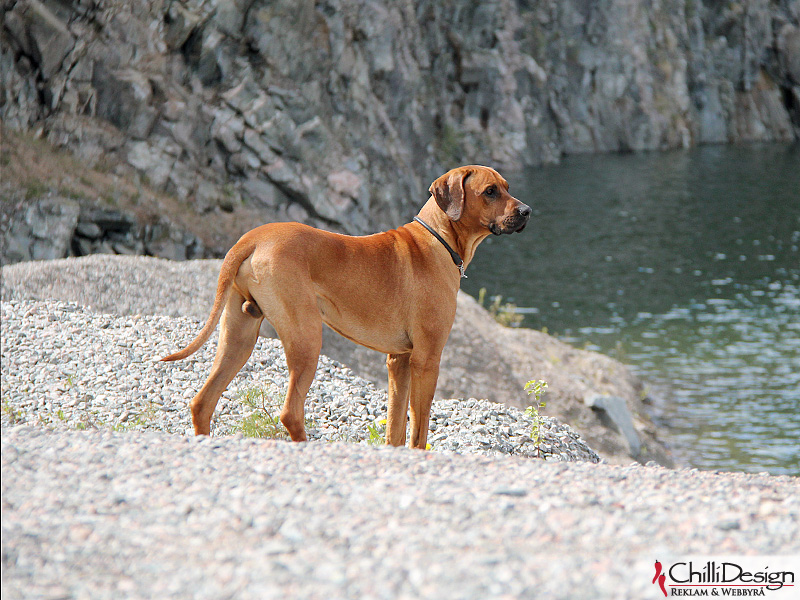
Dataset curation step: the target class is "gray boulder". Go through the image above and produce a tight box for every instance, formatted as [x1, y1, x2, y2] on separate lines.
[1, 197, 79, 264]
[585, 395, 642, 459]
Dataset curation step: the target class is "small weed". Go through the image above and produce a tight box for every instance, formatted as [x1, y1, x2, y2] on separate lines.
[363, 418, 431, 449]
[2, 401, 21, 424]
[477, 288, 524, 328]
[140, 401, 158, 423]
[547, 352, 561, 365]
[366, 418, 387, 446]
[239, 410, 284, 439]
[114, 418, 139, 432]
[115, 401, 159, 431]
[238, 391, 285, 439]
[25, 181, 49, 200]
[75, 402, 106, 431]
[59, 186, 84, 201]
[610, 340, 628, 362]
[235, 386, 312, 440]
[524, 379, 548, 455]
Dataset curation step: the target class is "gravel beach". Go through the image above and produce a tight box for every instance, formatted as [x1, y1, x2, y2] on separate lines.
[1, 254, 674, 465]
[0, 299, 597, 461]
[3, 428, 799, 599]
[3, 275, 799, 598]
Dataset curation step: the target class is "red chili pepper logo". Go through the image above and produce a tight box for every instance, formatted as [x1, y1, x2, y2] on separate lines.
[653, 560, 667, 597]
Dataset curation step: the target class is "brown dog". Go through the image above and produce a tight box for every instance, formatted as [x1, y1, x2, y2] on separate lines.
[162, 165, 530, 448]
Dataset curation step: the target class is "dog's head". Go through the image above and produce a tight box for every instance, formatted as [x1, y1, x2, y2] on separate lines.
[429, 165, 531, 235]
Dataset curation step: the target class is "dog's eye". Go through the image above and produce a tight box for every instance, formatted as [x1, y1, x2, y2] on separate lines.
[484, 186, 497, 198]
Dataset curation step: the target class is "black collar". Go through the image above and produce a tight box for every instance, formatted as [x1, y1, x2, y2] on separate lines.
[413, 216, 466, 278]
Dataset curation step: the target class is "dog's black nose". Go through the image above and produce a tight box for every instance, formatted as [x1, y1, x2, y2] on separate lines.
[518, 204, 532, 218]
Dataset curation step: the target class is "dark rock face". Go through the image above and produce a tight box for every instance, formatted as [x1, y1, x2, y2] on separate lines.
[2, 0, 798, 236]
[1, 196, 205, 265]
[1, 197, 80, 263]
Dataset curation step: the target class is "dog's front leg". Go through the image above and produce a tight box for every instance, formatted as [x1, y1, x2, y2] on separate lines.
[386, 353, 411, 446]
[407, 352, 441, 450]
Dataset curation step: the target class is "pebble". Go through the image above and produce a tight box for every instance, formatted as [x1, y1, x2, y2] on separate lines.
[1, 299, 600, 463]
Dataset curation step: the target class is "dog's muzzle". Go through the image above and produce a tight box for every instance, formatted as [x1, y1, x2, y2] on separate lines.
[490, 204, 532, 235]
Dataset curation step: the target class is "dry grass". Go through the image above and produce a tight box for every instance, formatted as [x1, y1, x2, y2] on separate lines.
[0, 126, 266, 254]
[1, 126, 139, 210]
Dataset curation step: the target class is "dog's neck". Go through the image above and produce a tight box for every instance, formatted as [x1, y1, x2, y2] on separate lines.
[416, 198, 490, 273]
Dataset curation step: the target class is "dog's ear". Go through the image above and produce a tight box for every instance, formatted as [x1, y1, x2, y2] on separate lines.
[429, 168, 472, 221]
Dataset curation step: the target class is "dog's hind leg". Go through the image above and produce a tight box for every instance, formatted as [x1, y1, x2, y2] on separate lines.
[276, 318, 323, 442]
[190, 290, 262, 435]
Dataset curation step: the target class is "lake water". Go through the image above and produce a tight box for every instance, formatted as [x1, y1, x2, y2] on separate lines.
[462, 144, 800, 476]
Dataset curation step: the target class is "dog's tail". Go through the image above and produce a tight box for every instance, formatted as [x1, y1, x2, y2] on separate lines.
[160, 238, 257, 362]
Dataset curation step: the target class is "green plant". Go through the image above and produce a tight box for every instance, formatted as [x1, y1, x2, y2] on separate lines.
[237, 386, 289, 439]
[2, 401, 20, 424]
[75, 400, 107, 431]
[115, 401, 158, 431]
[74, 411, 106, 430]
[24, 181, 49, 200]
[235, 386, 318, 440]
[60, 376, 106, 430]
[366, 418, 387, 446]
[610, 340, 628, 362]
[59, 186, 84, 201]
[477, 287, 524, 328]
[363, 418, 431, 449]
[524, 379, 548, 455]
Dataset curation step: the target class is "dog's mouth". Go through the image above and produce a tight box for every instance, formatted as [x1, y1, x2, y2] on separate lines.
[489, 214, 531, 235]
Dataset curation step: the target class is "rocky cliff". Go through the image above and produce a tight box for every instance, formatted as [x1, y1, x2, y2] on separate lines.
[3, 0, 798, 240]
